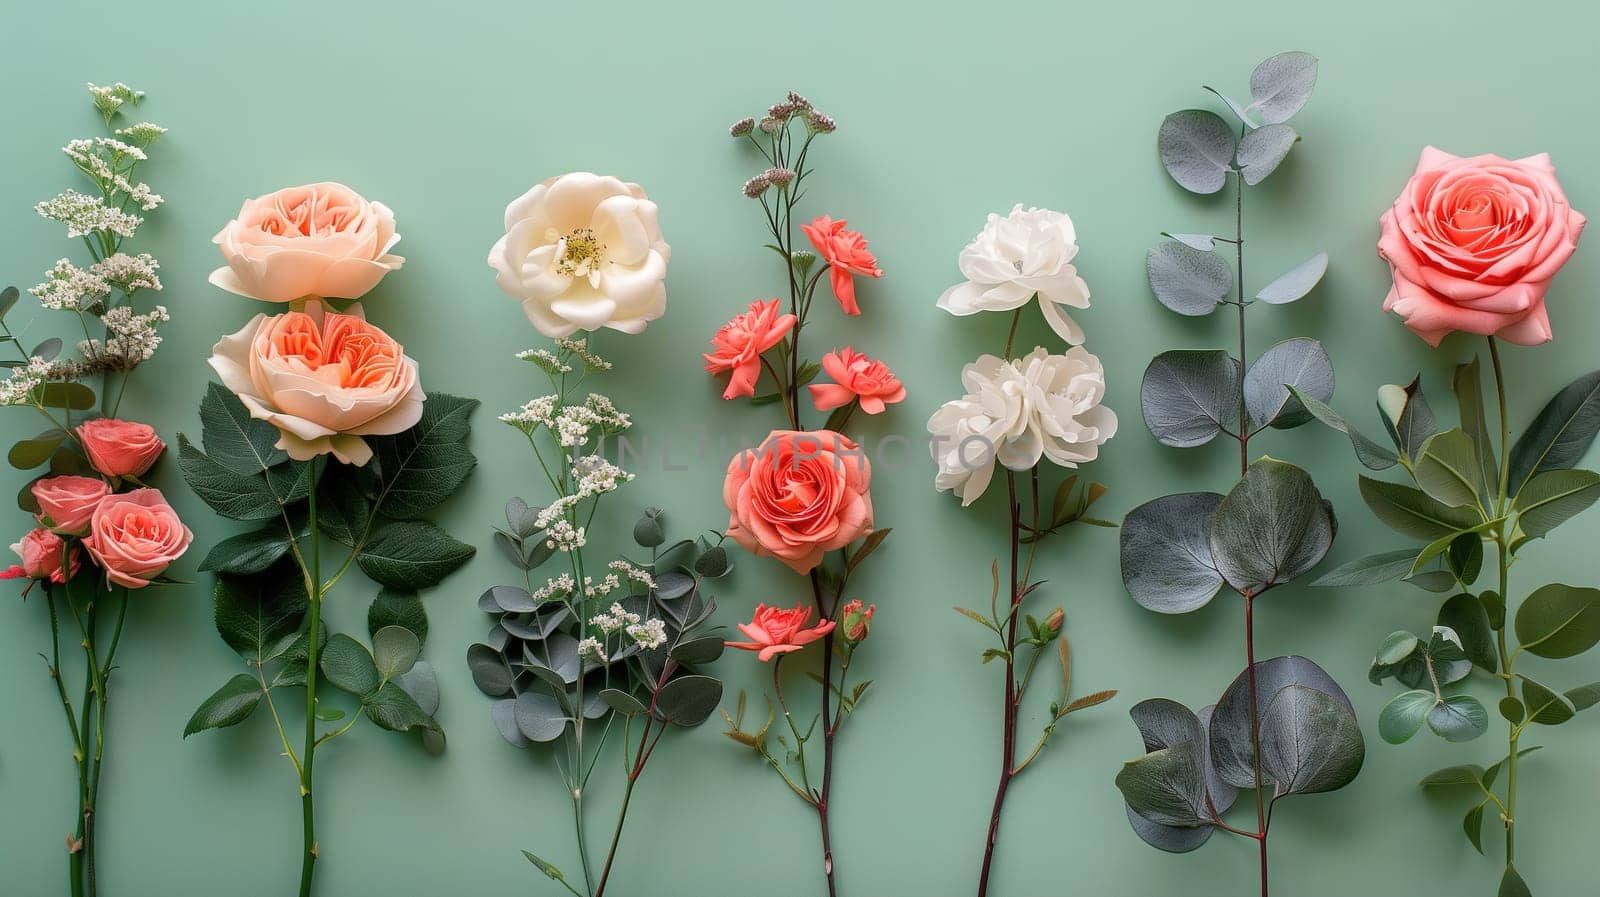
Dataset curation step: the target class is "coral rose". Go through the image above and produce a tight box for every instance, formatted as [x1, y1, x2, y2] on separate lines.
[209, 300, 424, 466]
[32, 476, 112, 535]
[1379, 147, 1586, 346]
[210, 182, 403, 302]
[808, 347, 905, 414]
[801, 215, 882, 315]
[488, 172, 670, 338]
[726, 602, 836, 661]
[83, 488, 192, 589]
[723, 430, 873, 574]
[5, 528, 79, 583]
[704, 299, 797, 400]
[77, 418, 165, 478]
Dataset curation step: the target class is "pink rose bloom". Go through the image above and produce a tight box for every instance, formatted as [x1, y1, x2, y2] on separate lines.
[5, 528, 79, 583]
[704, 299, 797, 400]
[209, 300, 424, 465]
[723, 429, 873, 574]
[32, 476, 112, 535]
[726, 603, 836, 661]
[83, 488, 193, 589]
[801, 215, 882, 316]
[808, 347, 906, 415]
[210, 182, 404, 302]
[77, 419, 165, 478]
[1379, 147, 1586, 346]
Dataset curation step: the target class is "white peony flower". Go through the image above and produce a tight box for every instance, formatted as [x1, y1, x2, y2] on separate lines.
[937, 205, 1091, 343]
[928, 347, 1117, 505]
[488, 172, 670, 338]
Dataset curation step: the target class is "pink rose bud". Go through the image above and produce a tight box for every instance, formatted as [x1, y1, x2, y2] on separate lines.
[1043, 607, 1064, 639]
[840, 599, 875, 644]
[77, 418, 166, 478]
[32, 476, 112, 535]
[83, 488, 193, 589]
[7, 528, 79, 583]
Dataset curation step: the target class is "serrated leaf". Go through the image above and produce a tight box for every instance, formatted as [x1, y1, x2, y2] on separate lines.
[183, 674, 263, 737]
[368, 393, 479, 518]
[357, 520, 475, 590]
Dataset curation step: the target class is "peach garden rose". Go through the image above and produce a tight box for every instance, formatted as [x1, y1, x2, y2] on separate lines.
[32, 475, 112, 535]
[210, 182, 404, 303]
[209, 300, 424, 465]
[722, 429, 873, 574]
[1379, 147, 1586, 346]
[83, 488, 192, 589]
[77, 418, 165, 478]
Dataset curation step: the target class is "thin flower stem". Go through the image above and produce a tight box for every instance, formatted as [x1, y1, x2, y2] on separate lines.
[1487, 336, 1520, 873]
[976, 471, 1025, 897]
[298, 464, 323, 897]
[46, 581, 87, 897]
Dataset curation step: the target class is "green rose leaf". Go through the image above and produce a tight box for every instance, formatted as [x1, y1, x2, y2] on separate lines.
[320, 633, 381, 699]
[368, 588, 428, 645]
[198, 382, 289, 474]
[183, 674, 264, 737]
[213, 569, 308, 663]
[178, 434, 282, 520]
[368, 393, 479, 519]
[357, 519, 476, 590]
[1507, 368, 1600, 495]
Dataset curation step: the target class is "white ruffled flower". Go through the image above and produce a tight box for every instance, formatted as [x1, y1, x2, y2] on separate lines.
[937, 205, 1091, 344]
[488, 172, 670, 338]
[927, 347, 1117, 506]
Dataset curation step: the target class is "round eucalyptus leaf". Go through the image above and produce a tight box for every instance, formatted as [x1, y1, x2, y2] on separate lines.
[372, 625, 421, 678]
[670, 634, 727, 665]
[599, 688, 649, 716]
[655, 572, 695, 600]
[1379, 690, 1435, 744]
[1140, 351, 1242, 447]
[491, 699, 527, 746]
[1375, 631, 1420, 667]
[1249, 51, 1319, 124]
[514, 691, 569, 743]
[693, 545, 730, 578]
[504, 497, 541, 539]
[1120, 492, 1225, 614]
[1255, 252, 1328, 304]
[1162, 232, 1216, 252]
[1513, 583, 1600, 659]
[1125, 804, 1213, 853]
[1427, 694, 1488, 743]
[1117, 699, 1209, 827]
[1243, 338, 1333, 431]
[1146, 241, 1233, 316]
[481, 585, 538, 613]
[467, 643, 514, 697]
[1519, 675, 1576, 725]
[1257, 684, 1365, 794]
[1157, 109, 1236, 194]
[1498, 696, 1525, 724]
[633, 513, 665, 547]
[1236, 123, 1298, 186]
[1208, 458, 1335, 597]
[395, 661, 440, 716]
[654, 674, 723, 727]
[1210, 655, 1357, 790]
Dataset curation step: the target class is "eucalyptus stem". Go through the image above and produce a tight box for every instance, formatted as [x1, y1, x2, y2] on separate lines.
[298, 466, 322, 897]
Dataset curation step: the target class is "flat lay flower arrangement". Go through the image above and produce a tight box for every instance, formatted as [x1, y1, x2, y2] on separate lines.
[1, 48, 1596, 897]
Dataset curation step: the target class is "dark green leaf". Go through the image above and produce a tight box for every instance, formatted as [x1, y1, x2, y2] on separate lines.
[1463, 803, 1486, 854]
[178, 434, 282, 520]
[198, 382, 288, 474]
[1210, 655, 1361, 793]
[368, 588, 428, 645]
[368, 393, 478, 518]
[356, 520, 475, 590]
[200, 522, 303, 575]
[1427, 695, 1488, 742]
[9, 430, 66, 470]
[1454, 358, 1499, 501]
[467, 643, 513, 697]
[1566, 682, 1600, 712]
[1519, 675, 1575, 725]
[320, 634, 381, 698]
[1414, 429, 1489, 509]
[183, 674, 263, 736]
[670, 635, 726, 665]
[600, 688, 648, 716]
[363, 680, 441, 742]
[694, 545, 730, 578]
[1418, 763, 1487, 788]
[654, 674, 723, 727]
[1310, 549, 1419, 587]
[1508, 369, 1600, 495]
[1140, 350, 1241, 447]
[1379, 376, 1437, 461]
[1514, 469, 1600, 540]
[39, 382, 95, 410]
[1291, 387, 1398, 470]
[1438, 593, 1496, 672]
[1379, 690, 1434, 744]
[1499, 864, 1531, 897]
[316, 472, 371, 546]
[213, 570, 308, 662]
[1358, 476, 1480, 541]
[1208, 459, 1334, 597]
[1514, 583, 1600, 658]
[1120, 492, 1224, 613]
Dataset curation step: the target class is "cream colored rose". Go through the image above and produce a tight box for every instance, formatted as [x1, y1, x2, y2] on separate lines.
[209, 301, 423, 466]
[928, 347, 1117, 505]
[937, 205, 1091, 343]
[210, 182, 404, 302]
[488, 172, 669, 337]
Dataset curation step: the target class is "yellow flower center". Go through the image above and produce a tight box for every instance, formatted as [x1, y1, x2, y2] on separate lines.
[555, 227, 606, 279]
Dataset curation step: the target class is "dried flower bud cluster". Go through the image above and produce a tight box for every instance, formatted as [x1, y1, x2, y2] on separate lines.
[733, 90, 837, 198]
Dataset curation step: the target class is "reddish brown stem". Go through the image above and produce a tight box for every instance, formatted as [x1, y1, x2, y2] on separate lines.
[808, 570, 839, 897]
[976, 472, 1024, 897]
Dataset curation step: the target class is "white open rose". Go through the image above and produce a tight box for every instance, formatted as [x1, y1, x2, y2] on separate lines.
[937, 205, 1091, 343]
[209, 300, 424, 466]
[488, 172, 670, 338]
[928, 347, 1117, 505]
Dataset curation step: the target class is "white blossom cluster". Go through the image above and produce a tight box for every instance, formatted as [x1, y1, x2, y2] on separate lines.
[607, 559, 655, 590]
[625, 618, 668, 650]
[572, 454, 633, 498]
[88, 82, 143, 123]
[544, 519, 587, 552]
[517, 347, 572, 376]
[577, 637, 608, 663]
[80, 305, 169, 371]
[553, 336, 612, 371]
[35, 190, 142, 240]
[31, 253, 161, 312]
[582, 573, 622, 598]
[587, 603, 668, 652]
[0, 356, 84, 406]
[589, 602, 640, 634]
[533, 573, 577, 602]
[499, 394, 559, 430]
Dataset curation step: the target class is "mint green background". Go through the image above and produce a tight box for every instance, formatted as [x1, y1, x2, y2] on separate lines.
[3, 1, 1599, 895]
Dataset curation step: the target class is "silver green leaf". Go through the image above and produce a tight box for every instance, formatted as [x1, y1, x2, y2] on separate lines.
[1255, 252, 1328, 304]
[1236, 123, 1298, 185]
[1243, 338, 1333, 431]
[1157, 109, 1236, 194]
[1147, 241, 1233, 316]
[1248, 51, 1319, 124]
[1208, 458, 1335, 597]
[1140, 350, 1241, 447]
[1120, 492, 1225, 614]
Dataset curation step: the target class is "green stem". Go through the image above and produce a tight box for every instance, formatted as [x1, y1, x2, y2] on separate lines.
[298, 470, 323, 897]
[46, 584, 87, 897]
[84, 589, 126, 897]
[1487, 336, 1519, 872]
